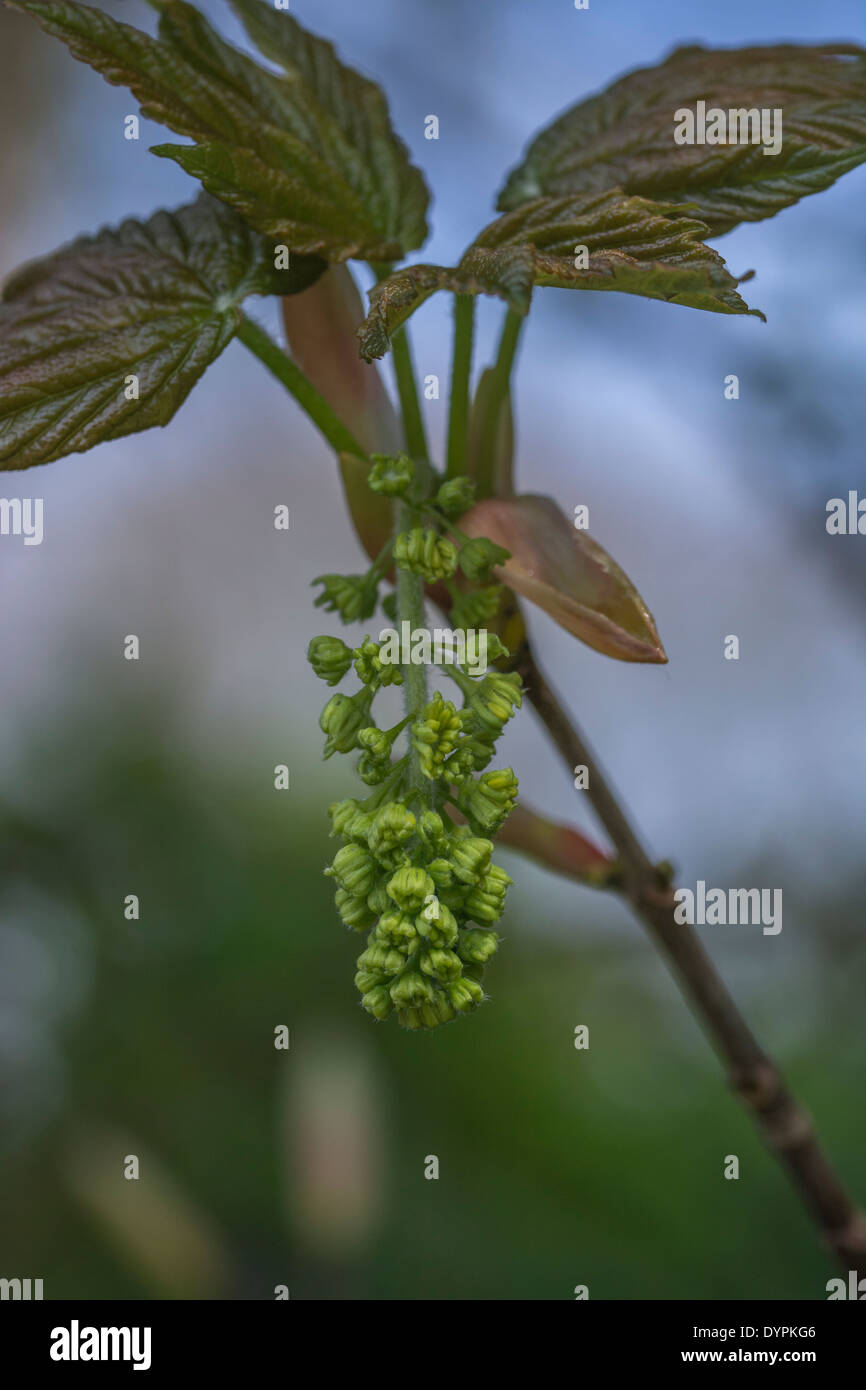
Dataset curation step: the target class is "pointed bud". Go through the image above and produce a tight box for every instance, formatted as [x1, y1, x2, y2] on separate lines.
[460, 494, 667, 663]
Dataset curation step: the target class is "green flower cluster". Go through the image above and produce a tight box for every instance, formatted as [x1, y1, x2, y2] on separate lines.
[393, 527, 459, 581]
[305, 450, 523, 1031]
[325, 799, 507, 1029]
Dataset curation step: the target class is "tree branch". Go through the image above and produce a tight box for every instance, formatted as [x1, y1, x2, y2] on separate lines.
[517, 642, 866, 1278]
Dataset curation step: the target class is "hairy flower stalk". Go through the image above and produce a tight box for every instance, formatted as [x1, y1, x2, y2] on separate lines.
[308, 458, 521, 1029]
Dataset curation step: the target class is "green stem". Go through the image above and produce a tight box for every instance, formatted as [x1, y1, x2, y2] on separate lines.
[367, 535, 395, 583]
[391, 327, 430, 463]
[395, 500, 429, 794]
[476, 306, 525, 497]
[237, 314, 367, 460]
[446, 294, 475, 478]
[388, 321, 432, 789]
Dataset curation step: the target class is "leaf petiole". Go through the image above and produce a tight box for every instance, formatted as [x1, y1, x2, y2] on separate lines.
[236, 314, 368, 460]
[446, 294, 475, 479]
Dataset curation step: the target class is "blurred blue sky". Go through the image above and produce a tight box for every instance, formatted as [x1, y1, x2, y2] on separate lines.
[0, 0, 864, 987]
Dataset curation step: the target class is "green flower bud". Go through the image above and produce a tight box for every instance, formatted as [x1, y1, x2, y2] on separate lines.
[361, 986, 394, 1021]
[366, 882, 392, 914]
[435, 476, 476, 515]
[356, 727, 395, 786]
[357, 727, 390, 760]
[455, 739, 496, 775]
[313, 573, 376, 623]
[461, 961, 485, 983]
[448, 976, 485, 1012]
[482, 633, 510, 664]
[357, 752, 390, 786]
[354, 811, 377, 839]
[394, 528, 459, 581]
[374, 910, 419, 953]
[320, 692, 368, 757]
[426, 857, 454, 890]
[449, 835, 493, 885]
[329, 798, 363, 838]
[436, 883, 470, 915]
[458, 536, 510, 583]
[386, 865, 435, 913]
[353, 637, 404, 687]
[458, 767, 519, 834]
[417, 810, 447, 854]
[463, 863, 513, 923]
[441, 746, 476, 783]
[463, 671, 523, 733]
[389, 969, 437, 1009]
[326, 843, 377, 898]
[357, 943, 405, 976]
[411, 692, 464, 779]
[449, 584, 503, 630]
[457, 928, 499, 964]
[367, 452, 414, 497]
[368, 802, 416, 863]
[415, 901, 459, 948]
[419, 948, 463, 981]
[335, 887, 376, 932]
[307, 634, 354, 685]
[397, 992, 457, 1030]
[354, 969, 386, 994]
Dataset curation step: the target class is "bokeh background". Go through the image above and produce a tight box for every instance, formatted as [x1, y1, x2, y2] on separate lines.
[0, 0, 864, 1299]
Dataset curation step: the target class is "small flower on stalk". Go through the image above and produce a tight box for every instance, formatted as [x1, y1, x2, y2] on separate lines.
[463, 863, 513, 923]
[386, 864, 436, 913]
[368, 801, 416, 863]
[435, 476, 476, 515]
[307, 634, 353, 685]
[411, 691, 464, 778]
[313, 573, 377, 623]
[449, 584, 503, 629]
[460, 670, 523, 733]
[457, 928, 499, 964]
[367, 452, 414, 497]
[458, 536, 510, 582]
[394, 527, 458, 581]
[319, 691, 369, 757]
[353, 637, 404, 687]
[458, 767, 519, 835]
[326, 842, 378, 898]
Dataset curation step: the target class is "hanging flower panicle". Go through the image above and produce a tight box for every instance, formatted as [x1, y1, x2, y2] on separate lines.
[305, 455, 521, 1029]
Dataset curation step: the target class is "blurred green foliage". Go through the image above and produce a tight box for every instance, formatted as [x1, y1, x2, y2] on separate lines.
[0, 699, 863, 1300]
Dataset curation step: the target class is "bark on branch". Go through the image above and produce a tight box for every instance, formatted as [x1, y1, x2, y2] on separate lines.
[517, 645, 866, 1278]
